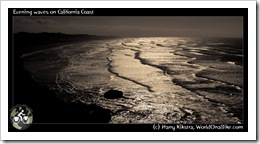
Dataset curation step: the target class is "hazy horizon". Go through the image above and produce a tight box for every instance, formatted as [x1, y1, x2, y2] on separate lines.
[13, 16, 243, 38]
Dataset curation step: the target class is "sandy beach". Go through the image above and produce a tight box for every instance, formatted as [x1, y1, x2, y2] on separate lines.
[21, 37, 243, 124]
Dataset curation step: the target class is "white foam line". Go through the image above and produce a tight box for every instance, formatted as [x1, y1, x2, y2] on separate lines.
[227, 61, 236, 65]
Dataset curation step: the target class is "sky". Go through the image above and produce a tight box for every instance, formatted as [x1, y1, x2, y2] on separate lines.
[13, 16, 243, 38]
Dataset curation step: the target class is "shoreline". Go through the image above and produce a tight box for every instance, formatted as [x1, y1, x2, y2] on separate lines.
[10, 37, 114, 127]
[11, 36, 244, 125]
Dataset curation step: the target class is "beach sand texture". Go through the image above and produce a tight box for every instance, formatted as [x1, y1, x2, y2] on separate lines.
[22, 37, 243, 124]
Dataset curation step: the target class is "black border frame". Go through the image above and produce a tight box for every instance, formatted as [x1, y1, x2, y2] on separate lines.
[8, 8, 248, 132]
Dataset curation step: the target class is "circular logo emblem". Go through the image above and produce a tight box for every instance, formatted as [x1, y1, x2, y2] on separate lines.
[10, 105, 33, 130]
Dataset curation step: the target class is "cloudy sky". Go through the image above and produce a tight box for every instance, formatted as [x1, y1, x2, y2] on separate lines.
[13, 16, 243, 38]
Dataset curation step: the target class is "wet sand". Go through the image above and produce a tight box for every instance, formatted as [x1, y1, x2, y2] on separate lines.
[21, 37, 244, 124]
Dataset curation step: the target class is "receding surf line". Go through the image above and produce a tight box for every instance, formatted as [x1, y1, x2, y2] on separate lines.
[171, 51, 194, 59]
[171, 78, 241, 122]
[195, 73, 242, 89]
[106, 50, 154, 92]
[171, 78, 227, 105]
[133, 50, 169, 76]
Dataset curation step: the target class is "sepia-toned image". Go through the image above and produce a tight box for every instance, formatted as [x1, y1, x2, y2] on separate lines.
[0, 0, 256, 140]
[11, 15, 244, 129]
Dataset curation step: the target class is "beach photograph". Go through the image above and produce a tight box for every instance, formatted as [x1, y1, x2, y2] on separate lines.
[11, 15, 244, 126]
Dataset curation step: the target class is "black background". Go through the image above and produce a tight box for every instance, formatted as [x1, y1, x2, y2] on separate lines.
[8, 8, 248, 132]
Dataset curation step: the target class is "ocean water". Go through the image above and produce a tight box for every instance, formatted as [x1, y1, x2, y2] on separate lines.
[22, 37, 243, 124]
